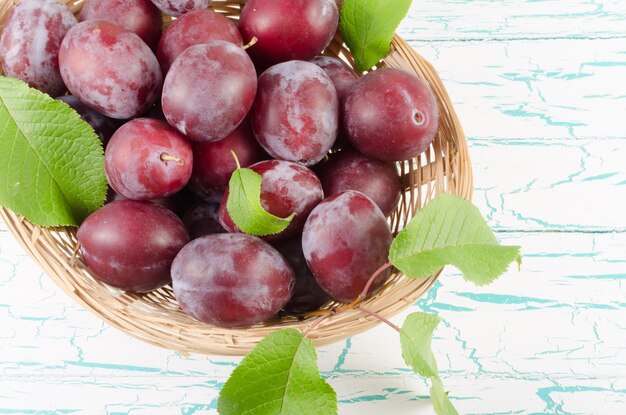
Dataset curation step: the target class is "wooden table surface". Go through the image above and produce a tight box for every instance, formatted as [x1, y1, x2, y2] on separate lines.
[2, 1, 626, 413]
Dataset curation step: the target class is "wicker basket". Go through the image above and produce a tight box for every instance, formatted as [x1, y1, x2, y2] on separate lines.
[0, 0, 472, 356]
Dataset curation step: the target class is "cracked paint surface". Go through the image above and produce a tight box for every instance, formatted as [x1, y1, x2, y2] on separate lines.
[2, 0, 626, 413]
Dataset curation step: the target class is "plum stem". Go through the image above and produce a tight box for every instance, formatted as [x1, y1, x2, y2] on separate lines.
[243, 36, 258, 50]
[160, 153, 184, 166]
[230, 150, 241, 169]
[358, 305, 401, 333]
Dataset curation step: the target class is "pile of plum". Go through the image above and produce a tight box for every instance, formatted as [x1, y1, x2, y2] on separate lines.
[0, 0, 439, 327]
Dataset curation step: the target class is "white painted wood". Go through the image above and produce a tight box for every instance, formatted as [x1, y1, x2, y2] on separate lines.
[471, 139, 626, 232]
[402, 38, 626, 141]
[399, 0, 626, 41]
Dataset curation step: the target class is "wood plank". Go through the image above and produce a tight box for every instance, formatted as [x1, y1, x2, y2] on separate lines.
[398, 0, 626, 41]
[0, 374, 623, 414]
[1, 232, 625, 414]
[404, 38, 626, 141]
[470, 138, 626, 232]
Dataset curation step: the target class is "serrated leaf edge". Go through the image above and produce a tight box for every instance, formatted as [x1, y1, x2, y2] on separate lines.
[0, 77, 106, 227]
[399, 312, 441, 378]
[217, 328, 337, 415]
[391, 243, 522, 284]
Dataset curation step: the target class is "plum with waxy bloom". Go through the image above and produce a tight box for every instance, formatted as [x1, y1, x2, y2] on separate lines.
[0, 0, 77, 96]
[302, 191, 392, 302]
[59, 20, 162, 119]
[172, 233, 295, 327]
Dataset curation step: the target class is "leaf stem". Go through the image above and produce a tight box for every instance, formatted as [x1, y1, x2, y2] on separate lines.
[303, 261, 394, 318]
[303, 313, 331, 336]
[358, 261, 393, 301]
[357, 305, 401, 333]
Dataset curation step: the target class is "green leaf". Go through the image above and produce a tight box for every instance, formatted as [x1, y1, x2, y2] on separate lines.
[0, 77, 106, 227]
[430, 377, 459, 415]
[339, 0, 412, 72]
[218, 329, 337, 415]
[400, 313, 460, 415]
[389, 193, 522, 286]
[399, 312, 440, 378]
[227, 167, 295, 236]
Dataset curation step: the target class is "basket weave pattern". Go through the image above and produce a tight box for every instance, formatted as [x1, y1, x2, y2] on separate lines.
[0, 0, 472, 356]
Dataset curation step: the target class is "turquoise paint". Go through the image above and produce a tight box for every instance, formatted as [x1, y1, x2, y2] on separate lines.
[455, 80, 501, 86]
[206, 359, 238, 367]
[65, 361, 166, 374]
[522, 252, 597, 258]
[454, 292, 553, 305]
[550, 72, 593, 81]
[338, 394, 388, 404]
[414, 280, 443, 312]
[500, 73, 535, 90]
[571, 252, 598, 258]
[469, 139, 552, 146]
[534, 346, 585, 356]
[415, 279, 487, 375]
[324, 371, 412, 379]
[452, 323, 485, 375]
[0, 361, 40, 367]
[467, 141, 489, 147]
[429, 302, 475, 312]
[564, 273, 626, 280]
[550, 143, 591, 190]
[454, 292, 623, 310]
[0, 411, 79, 414]
[500, 107, 585, 129]
[581, 172, 619, 182]
[583, 94, 626, 99]
[383, 388, 414, 396]
[17, 316, 65, 321]
[182, 403, 216, 414]
[536, 385, 626, 414]
[332, 338, 352, 373]
[468, 411, 526, 415]
[580, 61, 626, 69]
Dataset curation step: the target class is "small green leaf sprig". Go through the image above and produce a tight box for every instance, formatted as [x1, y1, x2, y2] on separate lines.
[220, 193, 521, 415]
[226, 152, 295, 236]
[340, 0, 413, 72]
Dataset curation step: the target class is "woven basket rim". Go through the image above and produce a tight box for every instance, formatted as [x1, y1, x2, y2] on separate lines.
[0, 0, 473, 356]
